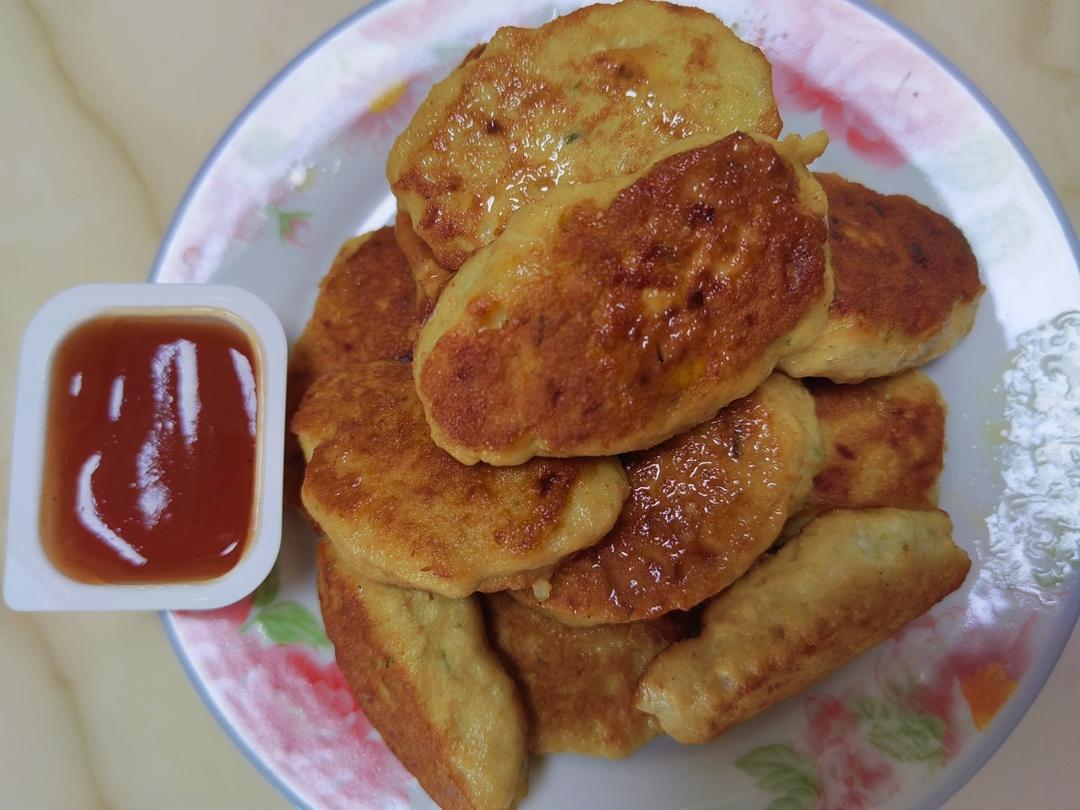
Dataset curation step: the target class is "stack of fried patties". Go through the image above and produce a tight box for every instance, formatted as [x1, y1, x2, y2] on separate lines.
[288, 3, 984, 809]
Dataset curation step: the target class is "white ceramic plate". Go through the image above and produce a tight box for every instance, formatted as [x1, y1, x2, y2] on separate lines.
[159, 1, 1080, 808]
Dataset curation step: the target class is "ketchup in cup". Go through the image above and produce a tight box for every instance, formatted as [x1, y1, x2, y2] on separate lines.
[40, 315, 259, 584]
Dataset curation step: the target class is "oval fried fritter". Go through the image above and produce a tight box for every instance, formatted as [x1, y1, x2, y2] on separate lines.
[636, 508, 970, 743]
[294, 362, 629, 598]
[484, 593, 685, 758]
[414, 132, 831, 465]
[806, 370, 945, 514]
[388, 0, 783, 270]
[510, 374, 823, 625]
[289, 227, 428, 402]
[779, 173, 984, 382]
[317, 541, 528, 810]
[286, 227, 429, 502]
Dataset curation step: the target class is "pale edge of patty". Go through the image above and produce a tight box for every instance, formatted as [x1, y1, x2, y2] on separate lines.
[635, 507, 970, 743]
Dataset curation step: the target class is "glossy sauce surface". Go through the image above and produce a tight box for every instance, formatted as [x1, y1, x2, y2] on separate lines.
[41, 315, 259, 584]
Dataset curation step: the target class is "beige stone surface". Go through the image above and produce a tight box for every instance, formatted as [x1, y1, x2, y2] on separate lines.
[0, 1, 1076, 808]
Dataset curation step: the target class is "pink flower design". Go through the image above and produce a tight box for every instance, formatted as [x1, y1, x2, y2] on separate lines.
[232, 203, 265, 244]
[772, 64, 905, 168]
[363, 0, 447, 40]
[171, 603, 412, 810]
[266, 177, 299, 209]
[872, 608, 969, 756]
[913, 618, 1031, 741]
[802, 696, 900, 810]
[873, 602, 1034, 755]
[175, 246, 203, 282]
[745, 0, 974, 166]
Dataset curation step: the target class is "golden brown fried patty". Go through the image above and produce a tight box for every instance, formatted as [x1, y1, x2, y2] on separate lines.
[285, 228, 428, 501]
[484, 593, 684, 758]
[388, 0, 783, 270]
[295, 362, 629, 598]
[806, 370, 945, 516]
[318, 541, 528, 810]
[415, 133, 831, 465]
[510, 374, 823, 625]
[779, 173, 983, 382]
[636, 508, 970, 743]
[289, 227, 427, 402]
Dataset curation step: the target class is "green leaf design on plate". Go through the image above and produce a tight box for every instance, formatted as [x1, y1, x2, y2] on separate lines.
[253, 601, 331, 649]
[275, 209, 310, 240]
[735, 744, 821, 810]
[251, 563, 280, 609]
[853, 694, 946, 766]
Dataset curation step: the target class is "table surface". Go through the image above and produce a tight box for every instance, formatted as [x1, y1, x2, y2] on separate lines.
[1, 1, 1077, 808]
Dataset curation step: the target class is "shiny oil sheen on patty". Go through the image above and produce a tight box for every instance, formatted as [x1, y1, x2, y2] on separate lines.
[414, 132, 831, 465]
[388, 0, 782, 271]
[510, 374, 823, 625]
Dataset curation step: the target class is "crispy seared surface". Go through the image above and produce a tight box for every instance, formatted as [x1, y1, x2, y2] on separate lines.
[415, 133, 831, 465]
[295, 362, 629, 597]
[317, 541, 528, 810]
[285, 228, 428, 502]
[289, 227, 427, 402]
[395, 210, 453, 301]
[636, 508, 970, 743]
[806, 370, 945, 516]
[779, 173, 983, 382]
[484, 593, 684, 758]
[511, 374, 823, 625]
[388, 0, 782, 270]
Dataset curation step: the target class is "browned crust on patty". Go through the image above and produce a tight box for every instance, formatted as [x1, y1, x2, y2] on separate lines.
[483, 592, 685, 757]
[779, 173, 983, 382]
[284, 228, 429, 502]
[416, 133, 829, 463]
[510, 374, 821, 624]
[635, 508, 971, 743]
[389, 0, 782, 270]
[318, 541, 528, 810]
[806, 370, 945, 515]
[295, 362, 627, 597]
[816, 172, 982, 336]
[288, 227, 428, 403]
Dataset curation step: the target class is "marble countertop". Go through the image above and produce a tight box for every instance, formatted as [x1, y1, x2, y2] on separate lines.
[1, 1, 1077, 808]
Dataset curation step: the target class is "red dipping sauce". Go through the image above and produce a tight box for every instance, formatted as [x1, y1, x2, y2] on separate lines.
[40, 315, 259, 584]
